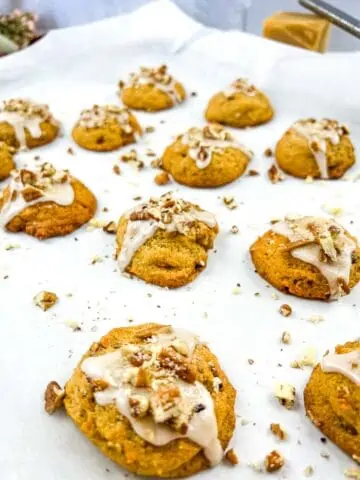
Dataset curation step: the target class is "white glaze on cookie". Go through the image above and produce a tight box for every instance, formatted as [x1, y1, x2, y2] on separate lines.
[81, 327, 223, 466]
[123, 65, 183, 105]
[321, 349, 360, 385]
[0, 164, 74, 227]
[292, 119, 348, 179]
[272, 216, 356, 299]
[117, 193, 217, 271]
[0, 98, 58, 150]
[181, 125, 252, 170]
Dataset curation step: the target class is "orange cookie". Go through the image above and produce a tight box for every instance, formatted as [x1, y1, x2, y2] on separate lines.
[72, 104, 142, 152]
[119, 65, 186, 112]
[0, 163, 96, 239]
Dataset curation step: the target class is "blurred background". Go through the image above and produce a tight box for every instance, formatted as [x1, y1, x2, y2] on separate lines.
[0, 0, 359, 52]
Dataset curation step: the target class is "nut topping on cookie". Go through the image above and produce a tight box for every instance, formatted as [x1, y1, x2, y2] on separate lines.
[224, 78, 257, 98]
[80, 327, 224, 465]
[181, 125, 252, 170]
[272, 216, 356, 299]
[120, 65, 183, 105]
[77, 104, 135, 133]
[117, 192, 217, 272]
[292, 119, 349, 179]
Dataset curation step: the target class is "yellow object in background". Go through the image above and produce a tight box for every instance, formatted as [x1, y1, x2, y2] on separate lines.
[263, 12, 331, 53]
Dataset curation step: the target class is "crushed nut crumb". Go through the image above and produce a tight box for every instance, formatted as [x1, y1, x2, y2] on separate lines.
[44, 381, 65, 414]
[33, 291, 58, 311]
[113, 164, 121, 175]
[304, 465, 314, 477]
[307, 314, 325, 324]
[275, 383, 296, 409]
[67, 147, 75, 155]
[270, 423, 287, 440]
[223, 196, 237, 210]
[281, 331, 292, 344]
[279, 304, 292, 317]
[225, 448, 239, 465]
[268, 164, 284, 183]
[247, 169, 259, 176]
[264, 450, 284, 472]
[264, 147, 273, 157]
[103, 221, 117, 234]
[154, 171, 170, 185]
[230, 225, 239, 234]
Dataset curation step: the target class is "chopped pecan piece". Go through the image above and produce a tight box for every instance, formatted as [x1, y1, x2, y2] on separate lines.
[225, 448, 239, 465]
[150, 384, 181, 423]
[129, 394, 150, 418]
[158, 347, 196, 383]
[270, 423, 287, 440]
[264, 450, 284, 472]
[22, 186, 44, 202]
[103, 221, 117, 234]
[33, 291, 58, 311]
[20, 169, 36, 185]
[44, 381, 65, 414]
[279, 304, 292, 317]
[268, 164, 284, 183]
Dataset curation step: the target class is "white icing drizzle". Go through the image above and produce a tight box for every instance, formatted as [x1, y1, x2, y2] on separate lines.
[123, 65, 183, 105]
[223, 78, 257, 98]
[0, 163, 74, 228]
[321, 349, 360, 385]
[117, 193, 217, 272]
[77, 104, 137, 136]
[0, 98, 58, 150]
[81, 328, 223, 466]
[181, 125, 253, 170]
[272, 216, 356, 299]
[292, 119, 348, 179]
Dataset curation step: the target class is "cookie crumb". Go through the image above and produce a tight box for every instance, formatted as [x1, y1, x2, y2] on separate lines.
[64, 319, 81, 331]
[145, 148, 157, 157]
[154, 171, 170, 185]
[281, 331, 292, 344]
[270, 423, 287, 440]
[264, 450, 284, 472]
[271, 292, 279, 300]
[248, 169, 260, 176]
[113, 164, 121, 175]
[91, 255, 103, 265]
[275, 383, 296, 409]
[67, 146, 75, 155]
[103, 221, 117, 234]
[33, 291, 58, 311]
[320, 450, 330, 459]
[225, 448, 239, 465]
[279, 304, 292, 317]
[44, 381, 65, 414]
[264, 147, 273, 157]
[145, 126, 155, 133]
[268, 164, 284, 183]
[305, 175, 314, 183]
[322, 204, 343, 216]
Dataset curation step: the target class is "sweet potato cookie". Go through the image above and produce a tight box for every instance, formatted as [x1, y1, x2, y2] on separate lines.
[0, 163, 96, 239]
[119, 65, 186, 112]
[161, 124, 252, 188]
[275, 119, 355, 179]
[0, 141, 15, 180]
[250, 215, 360, 300]
[48, 323, 236, 478]
[205, 78, 273, 128]
[115, 193, 219, 288]
[0, 98, 60, 150]
[304, 341, 360, 463]
[72, 104, 142, 152]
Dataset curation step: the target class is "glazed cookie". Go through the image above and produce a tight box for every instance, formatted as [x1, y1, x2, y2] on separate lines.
[304, 341, 360, 462]
[275, 119, 355, 179]
[0, 141, 15, 180]
[0, 98, 60, 150]
[50, 323, 236, 478]
[115, 192, 218, 288]
[161, 124, 252, 188]
[72, 104, 142, 152]
[205, 78, 273, 128]
[250, 215, 360, 300]
[0, 163, 96, 239]
[119, 65, 186, 112]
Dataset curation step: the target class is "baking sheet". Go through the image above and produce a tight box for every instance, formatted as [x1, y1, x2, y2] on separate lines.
[1, 1, 360, 479]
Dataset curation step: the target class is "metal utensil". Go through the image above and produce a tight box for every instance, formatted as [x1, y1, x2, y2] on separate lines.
[299, 0, 360, 39]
